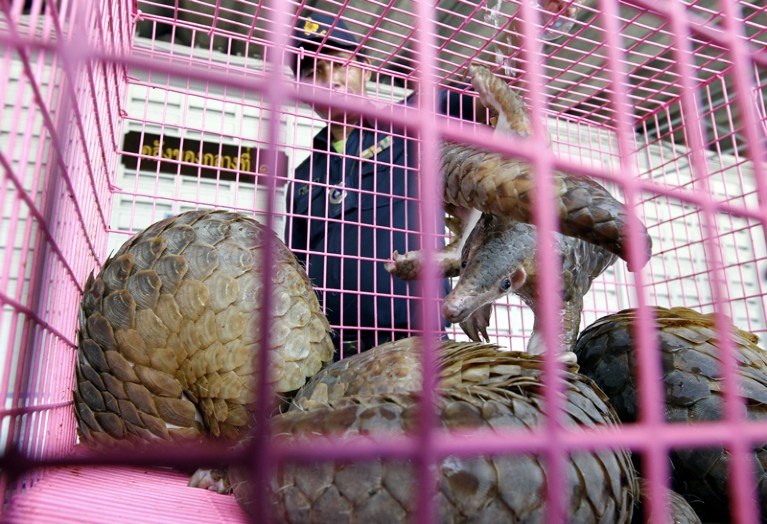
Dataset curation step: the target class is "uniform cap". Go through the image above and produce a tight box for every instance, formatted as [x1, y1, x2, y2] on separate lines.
[292, 12, 359, 74]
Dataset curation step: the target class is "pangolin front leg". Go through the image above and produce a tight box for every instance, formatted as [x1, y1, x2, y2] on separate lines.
[385, 204, 480, 280]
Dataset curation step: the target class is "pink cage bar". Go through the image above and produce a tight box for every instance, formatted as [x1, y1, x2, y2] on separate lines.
[1, 0, 767, 522]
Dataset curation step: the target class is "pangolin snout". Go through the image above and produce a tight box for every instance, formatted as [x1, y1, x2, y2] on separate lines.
[442, 294, 476, 323]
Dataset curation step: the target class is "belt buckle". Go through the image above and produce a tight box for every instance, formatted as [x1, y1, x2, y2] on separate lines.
[342, 340, 359, 355]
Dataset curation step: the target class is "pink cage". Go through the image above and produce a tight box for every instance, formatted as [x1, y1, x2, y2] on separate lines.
[1, 0, 767, 522]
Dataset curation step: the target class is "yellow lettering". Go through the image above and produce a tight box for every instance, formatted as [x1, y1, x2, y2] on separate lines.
[239, 152, 251, 172]
[202, 153, 216, 166]
[163, 148, 179, 160]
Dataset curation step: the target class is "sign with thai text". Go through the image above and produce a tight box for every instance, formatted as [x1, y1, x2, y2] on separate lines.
[121, 131, 288, 185]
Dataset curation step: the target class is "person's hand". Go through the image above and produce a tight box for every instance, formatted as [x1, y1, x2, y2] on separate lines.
[542, 0, 582, 20]
[539, 0, 583, 41]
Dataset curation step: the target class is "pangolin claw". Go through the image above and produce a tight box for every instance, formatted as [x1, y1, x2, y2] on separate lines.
[384, 249, 422, 280]
[559, 351, 578, 367]
[386, 249, 462, 280]
[188, 467, 232, 494]
[459, 303, 492, 343]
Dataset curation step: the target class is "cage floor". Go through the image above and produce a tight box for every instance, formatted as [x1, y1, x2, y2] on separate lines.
[4, 465, 246, 523]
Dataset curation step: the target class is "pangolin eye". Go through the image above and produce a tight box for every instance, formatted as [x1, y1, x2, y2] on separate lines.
[500, 278, 512, 291]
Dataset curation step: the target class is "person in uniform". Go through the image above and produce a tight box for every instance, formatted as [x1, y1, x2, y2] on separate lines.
[285, 13, 489, 359]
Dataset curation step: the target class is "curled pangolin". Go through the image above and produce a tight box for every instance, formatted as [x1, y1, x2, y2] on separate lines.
[230, 337, 639, 522]
[575, 306, 767, 521]
[73, 209, 334, 448]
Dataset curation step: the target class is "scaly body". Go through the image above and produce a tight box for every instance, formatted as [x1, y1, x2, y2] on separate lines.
[391, 65, 634, 351]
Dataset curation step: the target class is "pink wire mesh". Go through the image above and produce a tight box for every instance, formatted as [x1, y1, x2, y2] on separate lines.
[0, 0, 765, 522]
[1, 0, 130, 501]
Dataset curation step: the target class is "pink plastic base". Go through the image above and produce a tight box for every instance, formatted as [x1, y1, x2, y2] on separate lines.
[5, 466, 245, 523]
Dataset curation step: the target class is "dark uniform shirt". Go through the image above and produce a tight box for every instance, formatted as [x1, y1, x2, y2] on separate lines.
[285, 89, 477, 356]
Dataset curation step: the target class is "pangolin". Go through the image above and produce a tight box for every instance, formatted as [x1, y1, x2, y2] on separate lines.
[574, 306, 767, 521]
[229, 337, 639, 522]
[386, 65, 649, 352]
[73, 209, 334, 449]
[442, 65, 651, 269]
[443, 214, 617, 355]
[386, 64, 650, 280]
